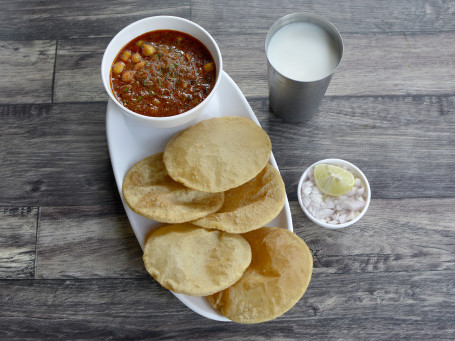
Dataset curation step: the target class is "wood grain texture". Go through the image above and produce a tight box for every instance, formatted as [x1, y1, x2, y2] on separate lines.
[0, 0, 191, 40]
[332, 33, 455, 96]
[0, 207, 37, 279]
[0, 103, 118, 206]
[192, 0, 455, 35]
[214, 32, 455, 98]
[54, 38, 110, 103]
[291, 199, 455, 273]
[36, 206, 144, 279]
[253, 95, 455, 200]
[1, 94, 453, 207]
[0, 40, 55, 104]
[49, 13, 455, 103]
[1, 0, 455, 339]
[0, 271, 453, 340]
[30, 198, 455, 279]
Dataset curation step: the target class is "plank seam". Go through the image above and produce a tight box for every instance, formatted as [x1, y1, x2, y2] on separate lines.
[2, 94, 455, 107]
[51, 40, 58, 104]
[0, 268, 453, 282]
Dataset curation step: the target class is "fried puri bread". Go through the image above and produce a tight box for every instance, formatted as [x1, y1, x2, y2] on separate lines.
[192, 164, 286, 233]
[122, 153, 224, 223]
[143, 223, 252, 296]
[207, 227, 313, 324]
[163, 116, 272, 193]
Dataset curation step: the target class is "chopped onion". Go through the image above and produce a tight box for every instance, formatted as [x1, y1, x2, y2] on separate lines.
[301, 166, 367, 225]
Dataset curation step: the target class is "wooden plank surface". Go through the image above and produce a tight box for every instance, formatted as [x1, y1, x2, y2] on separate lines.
[0, 40, 55, 104]
[54, 38, 110, 103]
[0, 271, 453, 339]
[31, 199, 455, 278]
[0, 103, 119, 206]
[0, 0, 191, 40]
[36, 205, 144, 279]
[2, 93, 452, 207]
[292, 200, 455, 273]
[1, 0, 454, 339]
[0, 207, 38, 279]
[215, 33, 455, 98]
[192, 0, 455, 35]
[51, 32, 455, 103]
[253, 95, 455, 200]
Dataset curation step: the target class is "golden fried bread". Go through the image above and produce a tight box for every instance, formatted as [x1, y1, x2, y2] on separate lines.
[143, 223, 252, 297]
[123, 153, 224, 223]
[207, 227, 313, 323]
[192, 164, 285, 233]
[163, 116, 271, 193]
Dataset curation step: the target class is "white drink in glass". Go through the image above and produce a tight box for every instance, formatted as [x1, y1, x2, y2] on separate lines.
[266, 22, 339, 82]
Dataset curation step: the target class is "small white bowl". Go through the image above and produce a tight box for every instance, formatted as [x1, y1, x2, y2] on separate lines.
[101, 16, 223, 128]
[297, 159, 371, 229]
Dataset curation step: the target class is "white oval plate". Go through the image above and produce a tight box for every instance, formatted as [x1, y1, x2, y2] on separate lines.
[106, 70, 293, 321]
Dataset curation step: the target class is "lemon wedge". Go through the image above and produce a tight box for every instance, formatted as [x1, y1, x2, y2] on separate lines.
[313, 164, 355, 196]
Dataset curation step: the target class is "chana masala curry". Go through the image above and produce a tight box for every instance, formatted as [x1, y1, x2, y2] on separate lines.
[110, 30, 217, 117]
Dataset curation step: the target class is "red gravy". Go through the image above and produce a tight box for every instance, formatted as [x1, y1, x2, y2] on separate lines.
[110, 30, 216, 117]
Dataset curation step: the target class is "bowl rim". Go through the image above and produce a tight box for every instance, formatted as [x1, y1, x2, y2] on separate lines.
[297, 158, 371, 229]
[101, 15, 223, 125]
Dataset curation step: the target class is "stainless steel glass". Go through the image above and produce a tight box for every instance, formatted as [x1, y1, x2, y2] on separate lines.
[265, 13, 344, 122]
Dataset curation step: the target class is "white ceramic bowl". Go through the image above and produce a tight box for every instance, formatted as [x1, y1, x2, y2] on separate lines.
[101, 16, 223, 128]
[297, 159, 371, 229]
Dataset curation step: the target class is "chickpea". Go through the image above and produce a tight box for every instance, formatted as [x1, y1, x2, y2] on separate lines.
[136, 40, 145, 47]
[142, 44, 156, 56]
[134, 61, 145, 71]
[122, 70, 135, 82]
[131, 53, 141, 63]
[203, 62, 214, 72]
[120, 50, 131, 61]
[113, 61, 125, 74]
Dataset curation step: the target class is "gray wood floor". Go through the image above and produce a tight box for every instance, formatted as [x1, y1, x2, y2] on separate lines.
[1, 0, 454, 339]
